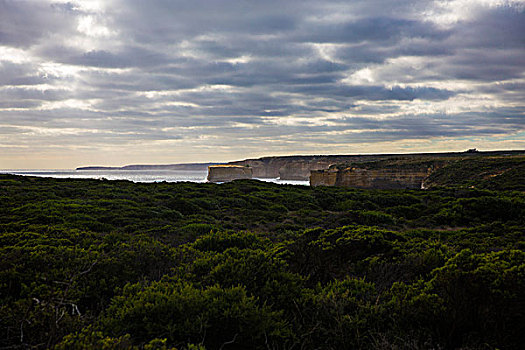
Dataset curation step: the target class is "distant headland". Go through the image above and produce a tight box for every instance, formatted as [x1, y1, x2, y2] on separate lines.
[76, 162, 222, 171]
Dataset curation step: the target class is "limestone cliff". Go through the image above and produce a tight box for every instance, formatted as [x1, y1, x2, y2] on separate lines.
[225, 151, 525, 182]
[311, 165, 432, 189]
[207, 165, 253, 183]
[278, 160, 341, 180]
[309, 169, 338, 186]
[229, 155, 379, 180]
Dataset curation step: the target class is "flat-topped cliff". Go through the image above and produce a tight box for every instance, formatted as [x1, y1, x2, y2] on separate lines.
[310, 157, 444, 189]
[227, 151, 525, 181]
[311, 167, 431, 189]
[229, 155, 386, 180]
[207, 165, 253, 182]
[310, 153, 525, 190]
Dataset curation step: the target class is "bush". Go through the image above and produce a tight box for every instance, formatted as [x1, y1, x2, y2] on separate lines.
[100, 282, 289, 349]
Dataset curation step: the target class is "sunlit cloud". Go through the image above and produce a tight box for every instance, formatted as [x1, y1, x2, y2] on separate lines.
[0, 0, 523, 168]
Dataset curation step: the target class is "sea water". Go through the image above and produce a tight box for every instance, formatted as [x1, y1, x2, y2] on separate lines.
[0, 169, 310, 186]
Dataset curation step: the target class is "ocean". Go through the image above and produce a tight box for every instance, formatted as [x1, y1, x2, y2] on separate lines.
[0, 169, 310, 186]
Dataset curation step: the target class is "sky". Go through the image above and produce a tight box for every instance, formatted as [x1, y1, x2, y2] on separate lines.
[0, 0, 524, 169]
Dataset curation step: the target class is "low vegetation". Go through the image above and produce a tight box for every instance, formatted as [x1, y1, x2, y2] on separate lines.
[1, 172, 524, 349]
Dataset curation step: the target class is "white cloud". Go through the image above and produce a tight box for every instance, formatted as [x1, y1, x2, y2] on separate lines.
[0, 0, 523, 168]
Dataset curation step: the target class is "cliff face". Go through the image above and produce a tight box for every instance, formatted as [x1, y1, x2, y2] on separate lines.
[311, 167, 431, 189]
[225, 151, 525, 182]
[310, 169, 338, 186]
[236, 159, 279, 178]
[207, 165, 253, 183]
[230, 158, 298, 178]
[230, 156, 372, 180]
[278, 160, 338, 180]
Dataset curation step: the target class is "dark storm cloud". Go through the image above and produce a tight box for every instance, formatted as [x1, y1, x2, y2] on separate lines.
[0, 0, 524, 161]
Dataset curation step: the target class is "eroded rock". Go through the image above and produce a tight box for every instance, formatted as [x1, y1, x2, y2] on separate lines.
[207, 165, 253, 182]
[311, 167, 431, 189]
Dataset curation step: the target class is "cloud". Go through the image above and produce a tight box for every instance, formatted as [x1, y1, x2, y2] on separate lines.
[0, 0, 524, 167]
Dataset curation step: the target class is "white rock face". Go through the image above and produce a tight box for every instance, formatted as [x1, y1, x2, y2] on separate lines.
[207, 165, 253, 182]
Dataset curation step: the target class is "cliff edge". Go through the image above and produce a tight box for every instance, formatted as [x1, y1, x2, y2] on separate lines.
[310, 154, 525, 190]
[311, 167, 431, 189]
[227, 151, 523, 181]
[207, 165, 253, 183]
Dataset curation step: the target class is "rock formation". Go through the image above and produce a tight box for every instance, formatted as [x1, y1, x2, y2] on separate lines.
[229, 155, 381, 180]
[207, 165, 253, 182]
[227, 152, 491, 181]
[309, 169, 339, 186]
[278, 160, 338, 180]
[311, 166, 432, 189]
